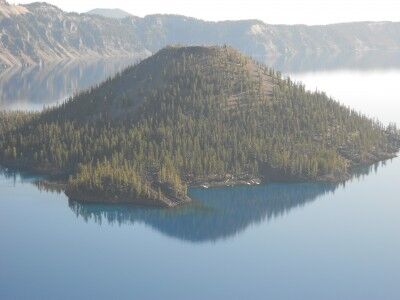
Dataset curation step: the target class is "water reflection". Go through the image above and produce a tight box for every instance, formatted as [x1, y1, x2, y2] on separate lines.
[66, 161, 384, 243]
[67, 183, 337, 243]
[0, 166, 44, 187]
[0, 146, 393, 245]
[261, 50, 400, 73]
[0, 58, 138, 111]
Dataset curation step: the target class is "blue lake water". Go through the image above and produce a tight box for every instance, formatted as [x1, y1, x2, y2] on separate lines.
[1, 159, 399, 299]
[1, 53, 400, 299]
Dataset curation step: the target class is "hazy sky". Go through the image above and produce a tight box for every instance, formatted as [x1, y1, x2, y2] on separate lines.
[9, 0, 400, 25]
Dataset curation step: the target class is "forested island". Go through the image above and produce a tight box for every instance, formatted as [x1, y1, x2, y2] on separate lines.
[0, 46, 399, 207]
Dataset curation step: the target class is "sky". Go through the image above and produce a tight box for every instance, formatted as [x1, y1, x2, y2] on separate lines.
[9, 0, 400, 25]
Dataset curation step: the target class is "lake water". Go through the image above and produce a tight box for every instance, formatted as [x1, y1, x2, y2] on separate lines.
[1, 52, 400, 299]
[0, 58, 137, 111]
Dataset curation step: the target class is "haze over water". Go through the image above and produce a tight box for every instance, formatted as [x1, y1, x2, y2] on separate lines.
[0, 51, 399, 299]
[290, 70, 400, 126]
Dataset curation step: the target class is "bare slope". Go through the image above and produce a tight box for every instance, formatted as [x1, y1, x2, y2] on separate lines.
[86, 8, 133, 19]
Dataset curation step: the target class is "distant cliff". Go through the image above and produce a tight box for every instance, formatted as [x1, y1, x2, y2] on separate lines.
[86, 8, 133, 19]
[1, 1, 400, 67]
[0, 1, 149, 67]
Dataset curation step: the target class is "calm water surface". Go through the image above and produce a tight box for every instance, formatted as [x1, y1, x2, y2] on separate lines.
[289, 70, 400, 125]
[0, 58, 137, 111]
[0, 52, 399, 299]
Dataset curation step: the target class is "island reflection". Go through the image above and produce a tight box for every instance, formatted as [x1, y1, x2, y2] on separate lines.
[66, 162, 382, 243]
[0, 143, 388, 243]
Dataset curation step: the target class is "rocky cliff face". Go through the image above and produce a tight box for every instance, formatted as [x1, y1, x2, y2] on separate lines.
[0, 1, 149, 67]
[1, 1, 400, 67]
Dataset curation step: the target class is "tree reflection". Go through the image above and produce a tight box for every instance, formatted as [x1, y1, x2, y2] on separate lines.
[0, 152, 392, 243]
[67, 161, 386, 243]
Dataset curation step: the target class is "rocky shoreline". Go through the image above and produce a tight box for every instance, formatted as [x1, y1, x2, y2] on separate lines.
[1, 150, 398, 208]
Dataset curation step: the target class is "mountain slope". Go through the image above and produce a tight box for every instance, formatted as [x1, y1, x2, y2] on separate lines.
[0, 46, 399, 206]
[86, 8, 133, 19]
[2, 1, 400, 67]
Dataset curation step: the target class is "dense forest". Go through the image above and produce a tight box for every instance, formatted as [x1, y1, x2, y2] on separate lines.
[0, 46, 399, 206]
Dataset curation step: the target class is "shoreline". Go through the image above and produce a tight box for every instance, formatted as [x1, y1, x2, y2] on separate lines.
[1, 152, 398, 207]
